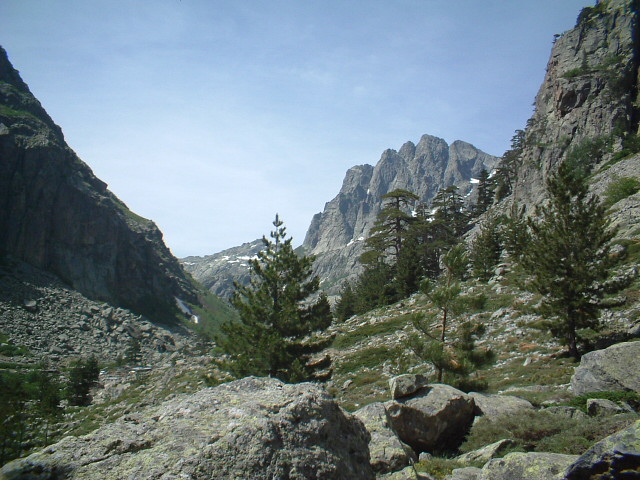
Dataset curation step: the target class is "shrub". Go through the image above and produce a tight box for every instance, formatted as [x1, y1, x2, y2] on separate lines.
[604, 176, 640, 208]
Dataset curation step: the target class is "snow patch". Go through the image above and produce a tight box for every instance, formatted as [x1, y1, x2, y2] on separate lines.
[470, 178, 480, 184]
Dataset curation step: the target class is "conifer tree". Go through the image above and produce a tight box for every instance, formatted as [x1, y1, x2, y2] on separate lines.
[218, 215, 332, 382]
[363, 189, 419, 262]
[431, 185, 468, 246]
[472, 168, 494, 217]
[469, 216, 502, 281]
[521, 160, 618, 359]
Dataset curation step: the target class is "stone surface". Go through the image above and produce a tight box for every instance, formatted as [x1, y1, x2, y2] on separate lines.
[0, 257, 193, 363]
[446, 467, 482, 480]
[390, 374, 430, 400]
[353, 402, 416, 474]
[565, 419, 640, 479]
[478, 452, 578, 480]
[468, 392, 534, 421]
[543, 406, 588, 421]
[512, 0, 640, 211]
[571, 341, 640, 396]
[0, 377, 374, 480]
[587, 398, 632, 416]
[386, 384, 476, 453]
[0, 46, 198, 321]
[455, 439, 515, 465]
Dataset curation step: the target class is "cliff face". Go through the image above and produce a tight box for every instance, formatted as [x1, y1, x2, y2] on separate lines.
[302, 134, 499, 293]
[0, 47, 197, 321]
[512, 0, 640, 207]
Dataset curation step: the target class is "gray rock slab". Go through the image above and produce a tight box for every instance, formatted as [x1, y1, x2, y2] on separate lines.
[468, 392, 534, 420]
[571, 341, 640, 396]
[0, 377, 374, 480]
[353, 402, 416, 474]
[564, 419, 640, 479]
[479, 452, 578, 480]
[387, 384, 476, 453]
[389, 374, 429, 400]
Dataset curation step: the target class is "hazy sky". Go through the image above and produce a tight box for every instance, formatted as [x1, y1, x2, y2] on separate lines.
[2, 1, 590, 257]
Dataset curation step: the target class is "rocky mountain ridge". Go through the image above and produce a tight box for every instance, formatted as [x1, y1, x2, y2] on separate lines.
[184, 135, 499, 298]
[510, 0, 640, 209]
[0, 46, 200, 323]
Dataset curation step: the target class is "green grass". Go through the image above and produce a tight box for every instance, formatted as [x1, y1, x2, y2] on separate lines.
[460, 409, 638, 456]
[604, 176, 640, 208]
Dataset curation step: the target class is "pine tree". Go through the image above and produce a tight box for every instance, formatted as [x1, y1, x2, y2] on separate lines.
[409, 245, 469, 383]
[472, 168, 494, 217]
[363, 189, 419, 262]
[431, 185, 468, 246]
[335, 282, 357, 321]
[469, 216, 502, 281]
[217, 215, 332, 382]
[521, 160, 618, 359]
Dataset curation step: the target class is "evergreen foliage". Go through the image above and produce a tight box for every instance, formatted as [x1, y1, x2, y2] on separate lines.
[494, 129, 525, 201]
[469, 216, 503, 281]
[217, 215, 332, 382]
[66, 356, 100, 406]
[0, 366, 63, 465]
[521, 160, 618, 358]
[472, 168, 494, 217]
[362, 189, 419, 263]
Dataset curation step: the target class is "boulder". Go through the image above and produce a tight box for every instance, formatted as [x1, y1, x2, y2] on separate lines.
[571, 341, 640, 396]
[586, 398, 632, 416]
[0, 377, 374, 480]
[352, 402, 416, 474]
[543, 406, 588, 421]
[455, 439, 515, 464]
[564, 419, 640, 479]
[378, 466, 434, 479]
[389, 374, 429, 400]
[446, 467, 482, 480]
[386, 384, 476, 453]
[478, 452, 578, 480]
[468, 392, 534, 421]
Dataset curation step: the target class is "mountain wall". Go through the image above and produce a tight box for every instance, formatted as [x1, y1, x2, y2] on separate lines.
[511, 0, 640, 208]
[0, 46, 198, 322]
[302, 135, 499, 293]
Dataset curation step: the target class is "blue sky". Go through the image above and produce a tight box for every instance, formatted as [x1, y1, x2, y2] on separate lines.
[2, 1, 590, 257]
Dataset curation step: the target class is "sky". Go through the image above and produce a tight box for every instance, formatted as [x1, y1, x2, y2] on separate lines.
[2, 0, 591, 257]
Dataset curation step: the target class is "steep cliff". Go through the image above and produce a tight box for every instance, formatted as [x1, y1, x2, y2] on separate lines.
[302, 134, 499, 293]
[511, 0, 640, 207]
[0, 46, 198, 322]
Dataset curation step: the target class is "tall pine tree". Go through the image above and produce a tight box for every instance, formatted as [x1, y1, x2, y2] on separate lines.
[521, 160, 618, 359]
[217, 215, 332, 382]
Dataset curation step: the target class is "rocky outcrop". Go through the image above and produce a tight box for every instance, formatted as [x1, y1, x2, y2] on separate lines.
[302, 136, 499, 294]
[180, 239, 262, 300]
[511, 0, 640, 209]
[0, 46, 198, 322]
[564, 419, 640, 479]
[386, 383, 476, 453]
[0, 377, 374, 480]
[478, 452, 578, 480]
[353, 402, 416, 474]
[571, 341, 640, 396]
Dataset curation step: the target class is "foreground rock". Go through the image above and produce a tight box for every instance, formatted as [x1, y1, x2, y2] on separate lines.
[353, 403, 416, 474]
[480, 452, 577, 480]
[0, 377, 374, 480]
[386, 384, 476, 453]
[571, 341, 640, 396]
[564, 419, 640, 479]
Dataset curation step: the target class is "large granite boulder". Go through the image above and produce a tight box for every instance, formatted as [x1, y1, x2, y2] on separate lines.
[353, 402, 416, 474]
[478, 452, 577, 480]
[0, 377, 374, 480]
[564, 419, 640, 479]
[386, 384, 476, 453]
[571, 341, 640, 396]
[468, 392, 534, 421]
